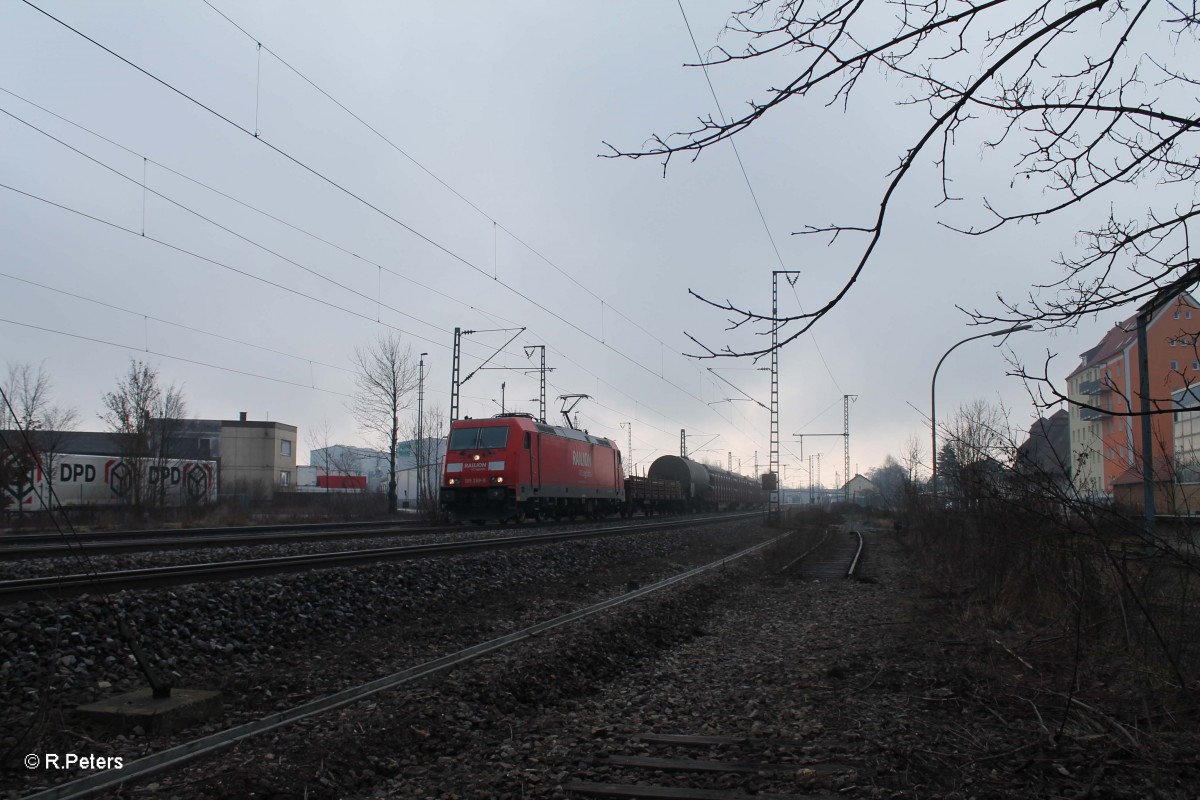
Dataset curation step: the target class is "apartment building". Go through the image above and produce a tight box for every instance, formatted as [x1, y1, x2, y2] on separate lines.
[1066, 294, 1200, 496]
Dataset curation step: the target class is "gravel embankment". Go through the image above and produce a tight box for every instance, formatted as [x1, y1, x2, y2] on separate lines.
[0, 516, 715, 579]
[0, 519, 778, 799]
[9, 522, 1193, 799]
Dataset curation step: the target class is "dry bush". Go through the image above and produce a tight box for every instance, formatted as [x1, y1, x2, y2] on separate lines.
[907, 469, 1199, 721]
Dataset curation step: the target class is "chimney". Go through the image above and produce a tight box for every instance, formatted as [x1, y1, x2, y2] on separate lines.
[239, 412, 247, 422]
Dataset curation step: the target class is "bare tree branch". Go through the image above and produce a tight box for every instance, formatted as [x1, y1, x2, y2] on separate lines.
[610, 0, 1199, 357]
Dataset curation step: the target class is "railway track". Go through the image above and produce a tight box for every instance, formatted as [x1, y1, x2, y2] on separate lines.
[14, 522, 785, 800]
[563, 523, 869, 800]
[0, 512, 761, 604]
[0, 518, 436, 559]
[0, 512, 750, 559]
[776, 523, 864, 580]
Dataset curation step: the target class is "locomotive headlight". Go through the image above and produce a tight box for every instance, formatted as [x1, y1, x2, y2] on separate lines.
[491, 476, 504, 484]
[472, 454, 481, 461]
[447, 478, 458, 485]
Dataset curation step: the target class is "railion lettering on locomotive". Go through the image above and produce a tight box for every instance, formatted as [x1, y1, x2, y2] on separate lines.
[571, 450, 592, 468]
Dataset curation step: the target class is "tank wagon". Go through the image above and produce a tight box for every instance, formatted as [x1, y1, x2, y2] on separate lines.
[440, 413, 624, 521]
[645, 454, 765, 512]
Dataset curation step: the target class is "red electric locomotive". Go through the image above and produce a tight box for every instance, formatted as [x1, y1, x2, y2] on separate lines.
[440, 413, 624, 521]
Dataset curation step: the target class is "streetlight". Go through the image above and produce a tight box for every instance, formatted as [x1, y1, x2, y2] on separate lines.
[931, 325, 1031, 505]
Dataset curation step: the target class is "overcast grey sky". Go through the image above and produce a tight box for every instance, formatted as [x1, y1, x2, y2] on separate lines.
[1, 1, 1110, 487]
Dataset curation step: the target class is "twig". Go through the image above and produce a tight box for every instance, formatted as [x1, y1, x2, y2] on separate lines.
[1017, 695, 1051, 739]
[854, 664, 886, 693]
[994, 639, 1036, 671]
[1042, 690, 1143, 751]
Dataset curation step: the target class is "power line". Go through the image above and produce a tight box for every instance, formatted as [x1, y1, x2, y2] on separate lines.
[198, 0, 759, 442]
[0, 104, 451, 343]
[0, 179, 449, 351]
[202, 0, 690, 357]
[14, 2, 760, 454]
[0, 85, 514, 327]
[17, 2, 714, 413]
[0, 316, 354, 397]
[0, 270, 354, 375]
[676, 1, 844, 395]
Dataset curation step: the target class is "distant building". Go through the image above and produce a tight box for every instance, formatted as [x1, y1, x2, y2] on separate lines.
[5, 413, 298, 504]
[1015, 409, 1070, 486]
[309, 436, 446, 507]
[843, 474, 880, 506]
[1066, 294, 1200, 497]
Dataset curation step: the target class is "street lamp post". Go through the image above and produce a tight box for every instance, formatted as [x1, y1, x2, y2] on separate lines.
[931, 325, 1031, 506]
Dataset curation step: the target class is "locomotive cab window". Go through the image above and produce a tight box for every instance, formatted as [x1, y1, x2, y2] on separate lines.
[479, 427, 508, 449]
[448, 427, 480, 450]
[448, 426, 510, 450]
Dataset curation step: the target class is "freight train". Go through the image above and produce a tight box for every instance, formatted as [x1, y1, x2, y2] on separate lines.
[439, 414, 765, 521]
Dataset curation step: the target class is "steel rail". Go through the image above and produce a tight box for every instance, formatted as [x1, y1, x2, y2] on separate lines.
[0, 518, 429, 551]
[0, 513, 760, 605]
[17, 528, 791, 800]
[1, 512, 742, 559]
[0, 524, 452, 560]
[777, 524, 864, 579]
[776, 528, 832, 574]
[847, 529, 865, 578]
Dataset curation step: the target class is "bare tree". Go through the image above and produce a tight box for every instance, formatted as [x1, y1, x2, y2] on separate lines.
[350, 333, 417, 515]
[1, 362, 78, 516]
[307, 416, 335, 493]
[100, 359, 187, 509]
[943, 399, 1015, 509]
[608, 1, 1199, 360]
[900, 434, 926, 487]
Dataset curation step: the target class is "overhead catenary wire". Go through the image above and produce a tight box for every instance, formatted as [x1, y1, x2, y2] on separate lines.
[0, 316, 356, 397]
[0, 103, 534, 373]
[2, 172, 733, 449]
[0, 87, 510, 326]
[676, 1, 844, 396]
[201, 0, 688, 358]
[17, 0, 710, 412]
[0, 105, 452, 344]
[195, 0, 758, 444]
[11, 2, 759, 457]
[0, 178, 445, 351]
[0, 270, 355, 376]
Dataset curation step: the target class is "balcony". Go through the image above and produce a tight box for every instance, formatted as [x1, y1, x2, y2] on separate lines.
[1080, 407, 1106, 421]
[1079, 379, 1105, 395]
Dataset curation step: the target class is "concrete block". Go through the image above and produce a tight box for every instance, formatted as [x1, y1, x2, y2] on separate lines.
[76, 688, 222, 735]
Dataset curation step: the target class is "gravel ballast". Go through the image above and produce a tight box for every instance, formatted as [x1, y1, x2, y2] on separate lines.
[0, 519, 780, 798]
[7, 520, 1194, 798]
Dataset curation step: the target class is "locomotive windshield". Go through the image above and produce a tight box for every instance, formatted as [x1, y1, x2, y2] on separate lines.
[448, 426, 509, 450]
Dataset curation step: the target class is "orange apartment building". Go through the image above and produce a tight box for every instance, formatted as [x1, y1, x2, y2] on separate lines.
[1067, 293, 1200, 497]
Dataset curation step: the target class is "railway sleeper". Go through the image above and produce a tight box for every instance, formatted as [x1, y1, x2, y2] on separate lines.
[566, 731, 857, 799]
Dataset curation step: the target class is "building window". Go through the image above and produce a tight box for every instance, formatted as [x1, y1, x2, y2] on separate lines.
[1171, 338, 1177, 347]
[1188, 311, 1193, 320]
[1174, 310, 1181, 319]
[1171, 360, 1179, 371]
[281, 439, 293, 456]
[1193, 361, 1199, 370]
[280, 471, 291, 487]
